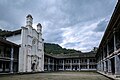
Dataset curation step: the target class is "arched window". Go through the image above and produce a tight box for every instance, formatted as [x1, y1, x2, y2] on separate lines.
[32, 38, 36, 55]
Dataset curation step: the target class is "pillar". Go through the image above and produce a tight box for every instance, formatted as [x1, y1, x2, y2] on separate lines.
[53, 59, 54, 71]
[98, 59, 100, 71]
[115, 55, 120, 75]
[63, 59, 64, 71]
[1, 62, 3, 72]
[113, 28, 117, 51]
[106, 44, 109, 73]
[107, 59, 112, 74]
[104, 61, 106, 73]
[19, 27, 27, 72]
[107, 43, 109, 56]
[27, 56, 32, 72]
[48, 58, 50, 71]
[70, 59, 72, 71]
[10, 47, 13, 73]
[97, 62, 99, 71]
[79, 59, 80, 71]
[101, 61, 103, 71]
[87, 59, 89, 70]
[55, 60, 58, 71]
[113, 29, 120, 75]
[100, 55, 102, 71]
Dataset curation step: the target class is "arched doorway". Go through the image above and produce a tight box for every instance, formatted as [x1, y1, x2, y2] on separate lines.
[31, 63, 35, 71]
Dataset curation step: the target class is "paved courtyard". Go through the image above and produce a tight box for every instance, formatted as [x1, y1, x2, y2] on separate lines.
[0, 72, 110, 80]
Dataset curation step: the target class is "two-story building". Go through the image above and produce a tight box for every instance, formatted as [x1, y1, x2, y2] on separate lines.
[44, 51, 96, 71]
[96, 1, 120, 79]
[0, 38, 19, 73]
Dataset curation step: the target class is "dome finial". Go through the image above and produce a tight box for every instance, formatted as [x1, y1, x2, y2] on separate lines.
[26, 14, 33, 19]
[37, 23, 42, 33]
[26, 14, 33, 26]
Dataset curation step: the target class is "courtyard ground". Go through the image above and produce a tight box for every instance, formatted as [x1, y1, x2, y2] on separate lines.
[0, 71, 111, 80]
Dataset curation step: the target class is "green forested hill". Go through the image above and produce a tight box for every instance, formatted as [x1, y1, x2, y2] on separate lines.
[44, 43, 81, 54]
[0, 29, 11, 36]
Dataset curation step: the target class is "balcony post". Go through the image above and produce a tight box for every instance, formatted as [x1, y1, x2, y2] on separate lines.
[48, 58, 50, 71]
[113, 28, 117, 51]
[107, 59, 112, 74]
[10, 47, 14, 73]
[70, 59, 72, 71]
[53, 59, 54, 71]
[87, 59, 89, 70]
[104, 61, 107, 73]
[115, 55, 120, 75]
[63, 59, 64, 71]
[79, 59, 80, 71]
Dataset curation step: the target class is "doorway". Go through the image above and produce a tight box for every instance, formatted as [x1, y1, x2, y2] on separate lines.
[111, 58, 115, 74]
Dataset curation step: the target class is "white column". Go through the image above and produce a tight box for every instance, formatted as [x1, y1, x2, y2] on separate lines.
[102, 47, 105, 72]
[100, 61, 102, 71]
[53, 59, 54, 71]
[99, 62, 101, 71]
[48, 58, 50, 71]
[113, 29, 120, 75]
[113, 29, 117, 51]
[87, 59, 89, 70]
[10, 47, 13, 73]
[19, 27, 27, 72]
[102, 61, 104, 72]
[115, 55, 120, 75]
[107, 59, 112, 74]
[27, 56, 32, 72]
[38, 58, 41, 71]
[70, 59, 72, 71]
[79, 59, 80, 71]
[107, 43, 109, 56]
[104, 61, 106, 73]
[106, 44, 109, 73]
[41, 42, 44, 71]
[56, 61, 57, 71]
[99, 61, 101, 71]
[63, 59, 64, 71]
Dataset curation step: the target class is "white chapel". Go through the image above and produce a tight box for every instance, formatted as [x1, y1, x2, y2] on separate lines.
[5, 14, 44, 72]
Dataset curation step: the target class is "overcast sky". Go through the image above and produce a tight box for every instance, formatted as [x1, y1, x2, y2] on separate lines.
[0, 0, 117, 52]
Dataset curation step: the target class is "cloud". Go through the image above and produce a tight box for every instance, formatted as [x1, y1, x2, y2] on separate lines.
[40, 20, 64, 44]
[94, 18, 109, 32]
[60, 20, 104, 52]
[0, 0, 117, 51]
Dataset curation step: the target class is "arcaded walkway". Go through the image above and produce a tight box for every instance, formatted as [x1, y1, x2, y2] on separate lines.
[0, 72, 110, 80]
